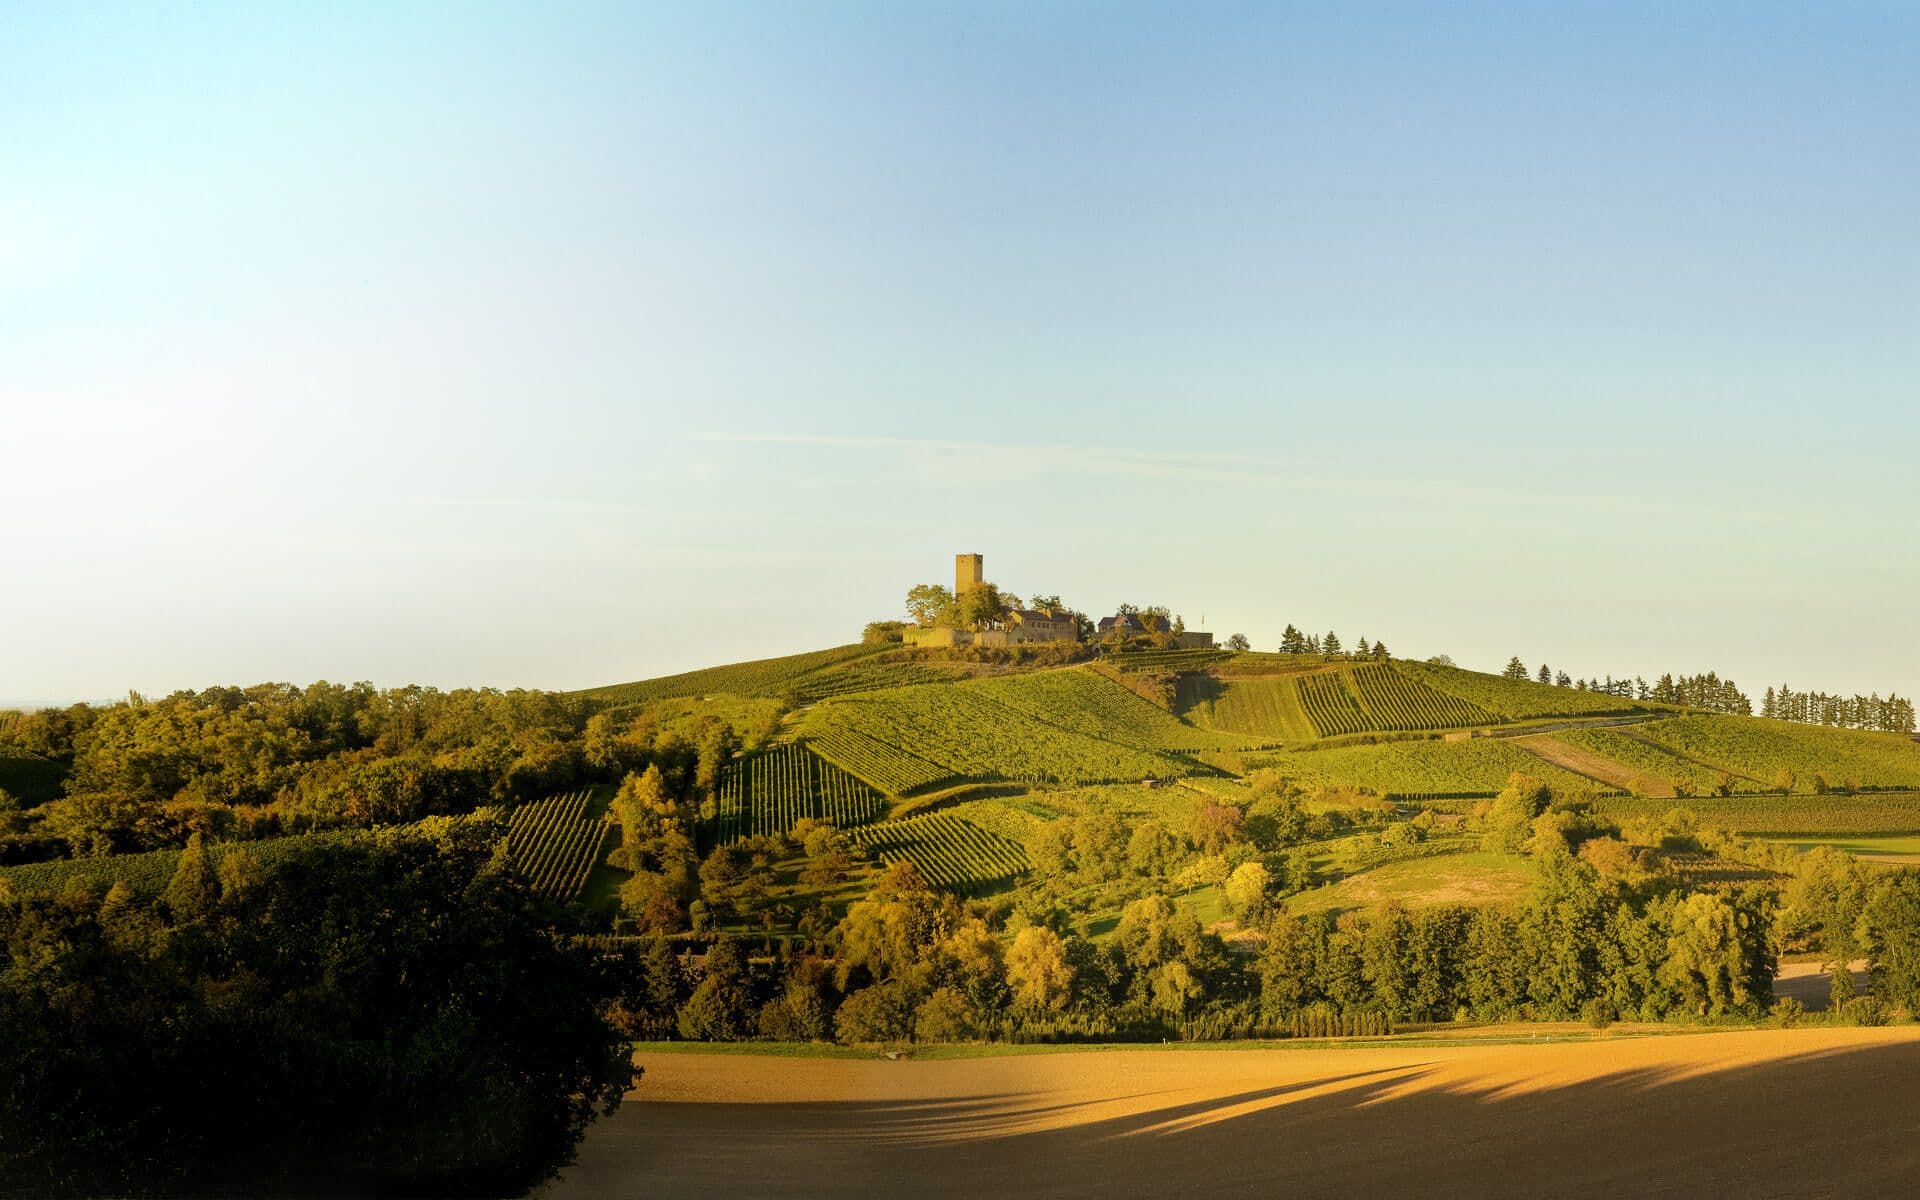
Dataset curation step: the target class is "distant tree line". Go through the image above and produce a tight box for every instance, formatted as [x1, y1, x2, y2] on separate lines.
[1508, 661, 1754, 715]
[1763, 686, 1916, 734]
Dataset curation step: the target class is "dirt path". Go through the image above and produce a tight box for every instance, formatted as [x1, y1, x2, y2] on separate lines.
[1515, 733, 1671, 796]
[543, 1029, 1920, 1199]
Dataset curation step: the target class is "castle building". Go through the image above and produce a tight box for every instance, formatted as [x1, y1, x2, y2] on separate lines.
[904, 553, 1083, 648]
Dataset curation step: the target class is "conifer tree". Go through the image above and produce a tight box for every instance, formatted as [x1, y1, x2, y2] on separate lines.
[1322, 631, 1341, 657]
[1537, 664, 1551, 684]
[1502, 656, 1528, 681]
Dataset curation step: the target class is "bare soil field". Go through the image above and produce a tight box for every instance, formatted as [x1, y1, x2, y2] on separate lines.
[543, 1028, 1920, 1199]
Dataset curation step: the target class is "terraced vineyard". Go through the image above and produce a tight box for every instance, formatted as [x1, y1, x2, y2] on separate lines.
[800, 682, 1191, 795]
[1395, 659, 1649, 721]
[1105, 648, 1233, 673]
[1598, 792, 1920, 836]
[1267, 738, 1613, 800]
[851, 812, 1030, 891]
[575, 643, 889, 706]
[714, 742, 886, 842]
[1551, 726, 1758, 795]
[1295, 672, 1372, 738]
[1631, 717, 1920, 792]
[789, 659, 969, 704]
[1349, 664, 1493, 731]
[1176, 675, 1316, 741]
[975, 668, 1245, 752]
[506, 790, 610, 901]
[802, 719, 955, 795]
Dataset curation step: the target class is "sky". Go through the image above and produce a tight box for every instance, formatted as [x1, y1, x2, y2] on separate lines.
[2, 2, 1916, 706]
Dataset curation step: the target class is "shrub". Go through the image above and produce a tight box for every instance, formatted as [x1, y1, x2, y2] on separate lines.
[1768, 997, 1806, 1028]
[1839, 997, 1888, 1028]
[1581, 997, 1616, 1030]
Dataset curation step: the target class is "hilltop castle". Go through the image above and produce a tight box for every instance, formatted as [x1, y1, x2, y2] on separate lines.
[903, 553, 1211, 649]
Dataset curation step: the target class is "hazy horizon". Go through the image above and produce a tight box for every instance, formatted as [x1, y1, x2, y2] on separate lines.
[5, 3, 1916, 705]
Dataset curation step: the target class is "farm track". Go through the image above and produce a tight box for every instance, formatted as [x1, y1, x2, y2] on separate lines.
[548, 1028, 1920, 1200]
[1514, 735, 1671, 797]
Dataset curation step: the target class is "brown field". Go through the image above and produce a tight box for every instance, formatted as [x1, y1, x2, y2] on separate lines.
[543, 1028, 1920, 1199]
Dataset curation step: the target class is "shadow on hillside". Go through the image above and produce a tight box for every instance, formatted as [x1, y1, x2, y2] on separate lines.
[544, 1040, 1920, 1199]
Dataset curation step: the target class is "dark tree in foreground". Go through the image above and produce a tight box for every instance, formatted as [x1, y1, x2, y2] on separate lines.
[0, 816, 636, 1197]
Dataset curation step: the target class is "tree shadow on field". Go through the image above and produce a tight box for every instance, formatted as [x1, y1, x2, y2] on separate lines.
[545, 1041, 1920, 1200]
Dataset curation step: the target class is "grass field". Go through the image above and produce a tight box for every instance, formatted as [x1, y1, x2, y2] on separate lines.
[1289, 850, 1536, 915]
[546, 1029, 1920, 1199]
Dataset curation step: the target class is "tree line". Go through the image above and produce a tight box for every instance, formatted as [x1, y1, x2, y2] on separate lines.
[0, 817, 633, 1196]
[1763, 686, 1916, 734]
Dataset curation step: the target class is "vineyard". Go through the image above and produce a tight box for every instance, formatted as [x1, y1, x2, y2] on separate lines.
[1348, 665, 1493, 731]
[1629, 717, 1920, 792]
[799, 681, 1192, 795]
[1176, 675, 1317, 741]
[0, 829, 356, 898]
[1105, 648, 1234, 673]
[851, 812, 1030, 892]
[1394, 659, 1650, 721]
[506, 790, 611, 901]
[1266, 738, 1613, 800]
[0, 742, 66, 804]
[973, 669, 1245, 752]
[575, 643, 889, 706]
[1295, 672, 1372, 738]
[789, 659, 970, 704]
[713, 742, 886, 842]
[1550, 726, 1759, 795]
[1597, 792, 1920, 836]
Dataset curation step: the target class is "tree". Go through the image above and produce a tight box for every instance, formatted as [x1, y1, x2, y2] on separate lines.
[1322, 631, 1342, 657]
[677, 937, 756, 1040]
[1224, 861, 1274, 923]
[1537, 664, 1552, 685]
[1503, 657, 1529, 681]
[1005, 926, 1073, 1011]
[1355, 637, 1371, 657]
[1371, 641, 1390, 660]
[1225, 633, 1250, 652]
[164, 830, 220, 920]
[834, 982, 916, 1044]
[913, 987, 979, 1043]
[1279, 625, 1308, 655]
[904, 583, 956, 627]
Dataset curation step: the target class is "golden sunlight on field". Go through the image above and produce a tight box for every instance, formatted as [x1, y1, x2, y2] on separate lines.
[545, 1030, 1920, 1199]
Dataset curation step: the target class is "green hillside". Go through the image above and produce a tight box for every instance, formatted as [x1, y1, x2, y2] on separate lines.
[576, 643, 889, 706]
[1628, 716, 1920, 791]
[799, 676, 1193, 795]
[1395, 658, 1652, 720]
[0, 742, 67, 805]
[1266, 737, 1612, 800]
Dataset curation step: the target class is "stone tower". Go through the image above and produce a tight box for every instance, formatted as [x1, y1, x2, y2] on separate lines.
[955, 553, 984, 595]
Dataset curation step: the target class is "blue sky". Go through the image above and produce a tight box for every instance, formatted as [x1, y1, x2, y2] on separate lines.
[3, 2, 1915, 704]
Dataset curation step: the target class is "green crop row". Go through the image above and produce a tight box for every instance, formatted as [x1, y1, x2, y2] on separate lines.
[1349, 665, 1493, 731]
[714, 742, 886, 842]
[852, 812, 1030, 892]
[1175, 675, 1317, 741]
[1394, 659, 1648, 721]
[788, 660, 969, 704]
[575, 644, 890, 706]
[1597, 792, 1920, 836]
[800, 681, 1192, 795]
[1631, 717, 1920, 792]
[1105, 648, 1233, 673]
[974, 668, 1243, 752]
[506, 790, 608, 901]
[1295, 673, 1372, 738]
[1264, 738, 1613, 800]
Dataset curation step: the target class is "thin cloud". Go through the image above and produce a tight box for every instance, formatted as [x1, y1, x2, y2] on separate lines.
[678, 431, 1852, 529]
